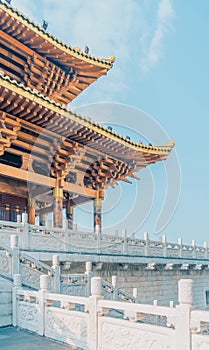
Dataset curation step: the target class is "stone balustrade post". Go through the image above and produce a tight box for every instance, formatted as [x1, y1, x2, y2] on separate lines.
[161, 235, 167, 257]
[64, 229, 70, 251]
[52, 254, 61, 293]
[178, 237, 183, 258]
[85, 261, 93, 297]
[192, 240, 197, 259]
[175, 279, 193, 350]
[12, 274, 22, 327]
[112, 275, 118, 301]
[153, 299, 160, 325]
[16, 214, 21, 223]
[144, 232, 149, 256]
[40, 275, 51, 292]
[122, 228, 128, 255]
[133, 287, 138, 299]
[22, 212, 28, 224]
[20, 214, 30, 249]
[170, 300, 174, 308]
[38, 275, 51, 336]
[204, 241, 208, 259]
[10, 234, 20, 276]
[88, 277, 103, 350]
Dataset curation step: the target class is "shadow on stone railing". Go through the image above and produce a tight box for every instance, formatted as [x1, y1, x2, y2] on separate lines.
[12, 276, 209, 350]
[0, 220, 208, 259]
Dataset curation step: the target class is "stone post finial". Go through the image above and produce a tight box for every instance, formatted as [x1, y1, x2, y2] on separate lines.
[86, 261, 92, 273]
[161, 235, 167, 243]
[178, 237, 182, 245]
[40, 275, 50, 291]
[112, 275, 117, 287]
[95, 225, 100, 234]
[22, 212, 28, 224]
[204, 241, 208, 259]
[178, 237, 183, 258]
[16, 214, 21, 223]
[144, 232, 149, 240]
[133, 288, 138, 298]
[91, 277, 102, 297]
[170, 301, 174, 308]
[52, 254, 60, 266]
[122, 228, 127, 238]
[13, 274, 21, 287]
[178, 279, 193, 305]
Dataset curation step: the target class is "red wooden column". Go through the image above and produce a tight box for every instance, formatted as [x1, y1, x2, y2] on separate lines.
[53, 186, 63, 228]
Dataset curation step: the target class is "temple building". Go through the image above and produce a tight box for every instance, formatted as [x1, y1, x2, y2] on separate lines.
[3, 4, 209, 349]
[0, 0, 174, 232]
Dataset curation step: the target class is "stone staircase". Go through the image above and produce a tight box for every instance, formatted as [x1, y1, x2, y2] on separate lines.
[0, 235, 138, 327]
[0, 275, 12, 327]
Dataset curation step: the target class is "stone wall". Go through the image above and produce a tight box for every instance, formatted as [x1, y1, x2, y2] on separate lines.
[0, 277, 12, 327]
[95, 263, 209, 309]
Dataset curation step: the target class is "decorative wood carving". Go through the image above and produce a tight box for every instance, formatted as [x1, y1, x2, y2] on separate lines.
[0, 112, 20, 156]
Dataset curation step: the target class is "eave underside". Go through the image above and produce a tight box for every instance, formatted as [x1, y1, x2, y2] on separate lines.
[0, 76, 173, 199]
[0, 1, 113, 69]
[0, 28, 109, 105]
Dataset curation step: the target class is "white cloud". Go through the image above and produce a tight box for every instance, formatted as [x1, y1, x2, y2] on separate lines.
[140, 0, 175, 73]
[12, 0, 40, 20]
[41, 0, 142, 104]
[11, 0, 175, 103]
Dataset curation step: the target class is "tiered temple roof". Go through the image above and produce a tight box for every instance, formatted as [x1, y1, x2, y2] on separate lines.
[0, 0, 174, 228]
[0, 0, 114, 105]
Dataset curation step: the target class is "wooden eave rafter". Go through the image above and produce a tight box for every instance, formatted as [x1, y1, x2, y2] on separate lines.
[0, 1, 114, 71]
[0, 75, 174, 162]
[0, 110, 129, 192]
[0, 29, 106, 104]
[0, 75, 174, 191]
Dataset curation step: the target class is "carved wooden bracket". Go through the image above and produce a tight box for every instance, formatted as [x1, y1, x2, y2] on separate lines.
[0, 112, 20, 156]
[84, 157, 132, 190]
[24, 54, 77, 105]
[51, 139, 85, 182]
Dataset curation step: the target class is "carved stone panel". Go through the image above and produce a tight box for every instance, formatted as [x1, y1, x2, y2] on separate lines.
[98, 318, 174, 350]
[45, 307, 87, 348]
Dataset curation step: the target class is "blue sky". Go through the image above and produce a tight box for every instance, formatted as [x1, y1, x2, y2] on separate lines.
[12, 0, 209, 244]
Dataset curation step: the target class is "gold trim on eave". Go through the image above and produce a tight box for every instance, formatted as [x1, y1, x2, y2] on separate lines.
[0, 74, 175, 156]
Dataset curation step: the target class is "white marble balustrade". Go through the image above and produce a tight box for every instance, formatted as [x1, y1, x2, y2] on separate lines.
[12, 276, 209, 350]
[0, 220, 208, 260]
